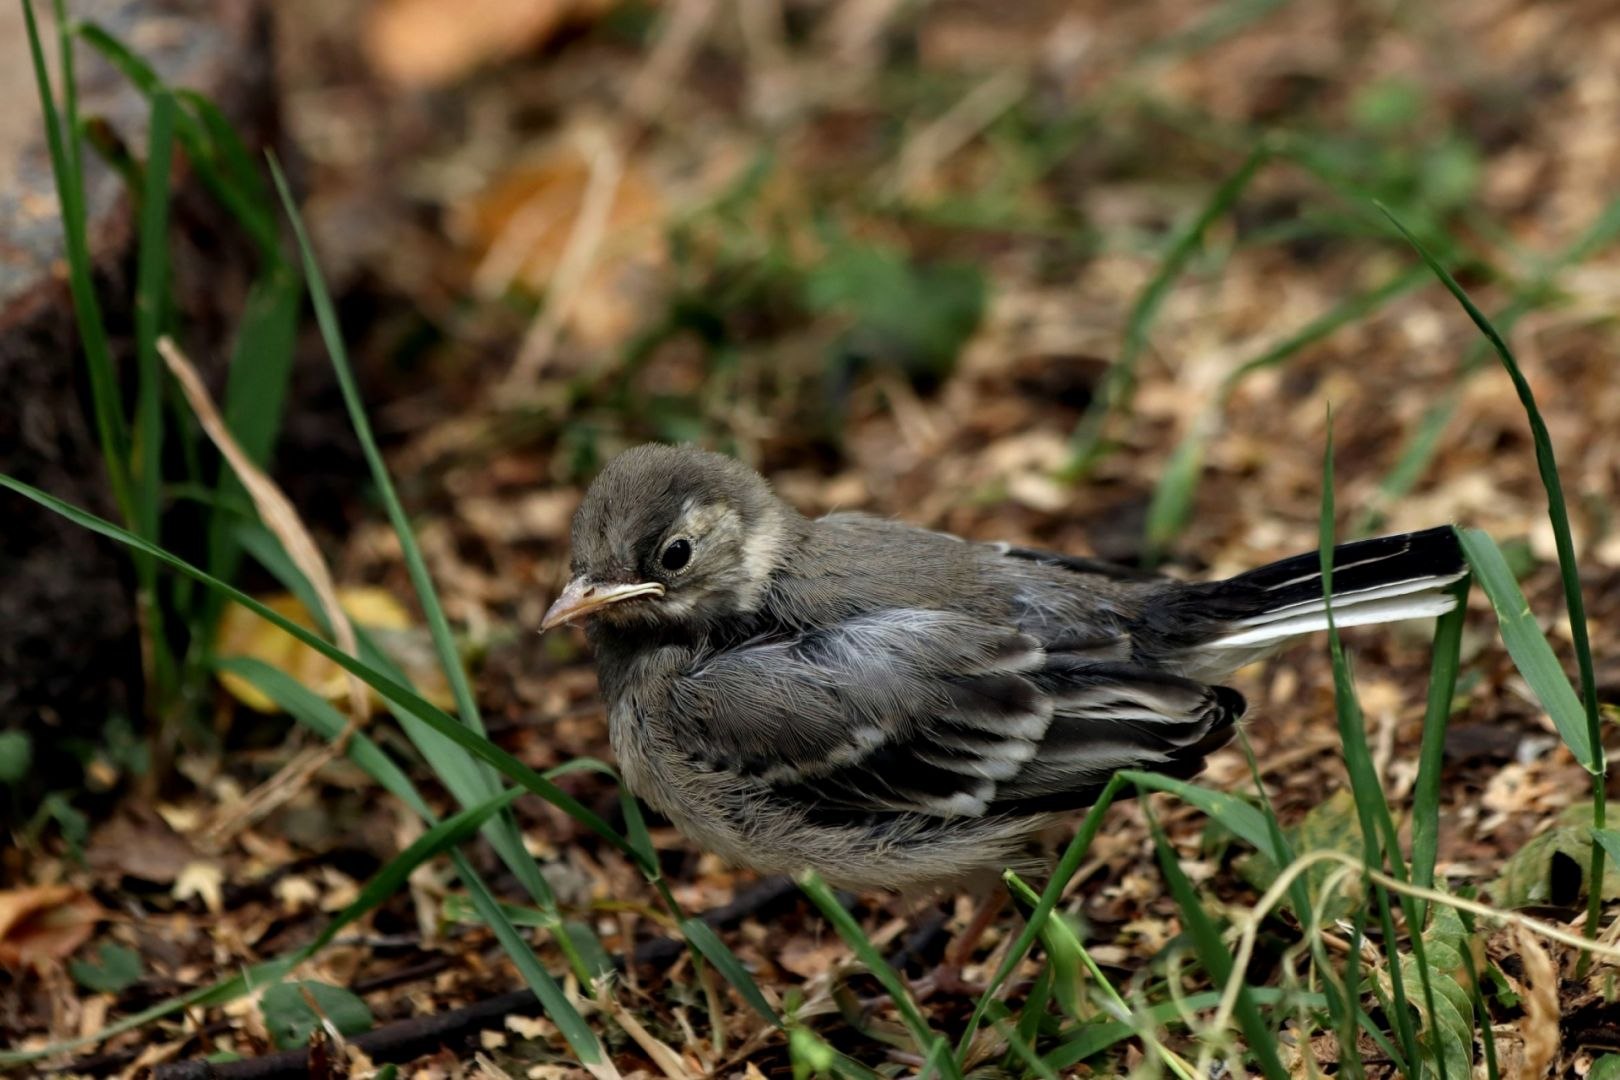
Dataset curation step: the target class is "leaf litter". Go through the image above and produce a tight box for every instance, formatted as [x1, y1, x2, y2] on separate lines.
[10, 0, 1620, 1074]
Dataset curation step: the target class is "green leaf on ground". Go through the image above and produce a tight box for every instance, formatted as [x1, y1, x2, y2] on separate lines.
[1492, 807, 1620, 908]
[1236, 788, 1364, 923]
[1388, 904, 1476, 1080]
[0, 731, 32, 784]
[69, 942, 143, 994]
[261, 981, 374, 1050]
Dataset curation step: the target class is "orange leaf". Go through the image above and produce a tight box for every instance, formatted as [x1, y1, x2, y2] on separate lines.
[363, 0, 619, 88]
[0, 886, 105, 971]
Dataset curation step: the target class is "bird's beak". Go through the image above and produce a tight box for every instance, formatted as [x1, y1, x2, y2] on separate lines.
[540, 577, 666, 631]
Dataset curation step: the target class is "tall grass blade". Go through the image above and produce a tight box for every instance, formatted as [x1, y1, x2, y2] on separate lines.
[1145, 809, 1289, 1080]
[218, 656, 610, 1062]
[1318, 417, 1433, 1076]
[680, 918, 780, 1025]
[23, 1, 133, 521]
[196, 268, 302, 656]
[130, 89, 179, 696]
[0, 473, 647, 868]
[799, 872, 963, 1080]
[76, 22, 279, 256]
[956, 774, 1127, 1060]
[1411, 577, 1470, 911]
[1379, 206, 1600, 778]
[1384, 201, 1608, 956]
[267, 156, 584, 966]
[1365, 192, 1620, 534]
[1455, 529, 1593, 768]
[1065, 144, 1268, 475]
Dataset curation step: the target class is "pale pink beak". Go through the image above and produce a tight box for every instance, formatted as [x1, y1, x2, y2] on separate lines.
[540, 577, 665, 631]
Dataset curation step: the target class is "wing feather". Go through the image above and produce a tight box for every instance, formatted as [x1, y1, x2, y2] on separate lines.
[661, 608, 1242, 825]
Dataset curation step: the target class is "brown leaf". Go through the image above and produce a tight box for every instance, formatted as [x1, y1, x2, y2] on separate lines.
[1515, 927, 1560, 1078]
[456, 132, 666, 352]
[86, 809, 198, 885]
[0, 885, 105, 971]
[363, 0, 617, 88]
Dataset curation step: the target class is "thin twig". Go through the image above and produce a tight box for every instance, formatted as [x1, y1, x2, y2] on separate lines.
[505, 126, 625, 387]
[624, 0, 719, 121]
[886, 70, 1027, 199]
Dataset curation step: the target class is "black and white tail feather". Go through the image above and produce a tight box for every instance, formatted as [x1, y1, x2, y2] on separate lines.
[1170, 525, 1466, 679]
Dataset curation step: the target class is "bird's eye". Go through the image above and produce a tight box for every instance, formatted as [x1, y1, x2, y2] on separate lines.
[661, 538, 692, 572]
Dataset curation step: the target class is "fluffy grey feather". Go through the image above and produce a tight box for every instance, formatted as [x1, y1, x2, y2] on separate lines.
[551, 444, 1464, 891]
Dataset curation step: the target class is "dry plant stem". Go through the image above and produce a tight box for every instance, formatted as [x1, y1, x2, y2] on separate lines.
[886, 69, 1027, 198]
[595, 984, 695, 1080]
[821, 0, 908, 66]
[624, 0, 719, 121]
[505, 125, 625, 386]
[470, 194, 568, 299]
[159, 337, 372, 839]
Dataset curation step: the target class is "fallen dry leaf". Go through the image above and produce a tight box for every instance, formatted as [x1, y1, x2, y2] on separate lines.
[86, 809, 198, 885]
[363, 0, 618, 88]
[0, 886, 104, 970]
[214, 588, 454, 713]
[1515, 927, 1560, 1077]
[173, 861, 226, 915]
[455, 135, 666, 350]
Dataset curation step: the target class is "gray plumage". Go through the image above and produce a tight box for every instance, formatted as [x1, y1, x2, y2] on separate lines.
[548, 444, 1465, 892]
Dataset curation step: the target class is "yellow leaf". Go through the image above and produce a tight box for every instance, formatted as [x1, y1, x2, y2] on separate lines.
[214, 588, 454, 713]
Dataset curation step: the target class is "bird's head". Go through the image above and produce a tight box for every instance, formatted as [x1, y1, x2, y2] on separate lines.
[542, 444, 801, 633]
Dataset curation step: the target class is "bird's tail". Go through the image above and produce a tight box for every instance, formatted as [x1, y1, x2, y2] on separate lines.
[1169, 526, 1466, 674]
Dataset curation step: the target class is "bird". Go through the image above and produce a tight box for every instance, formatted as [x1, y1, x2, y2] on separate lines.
[542, 443, 1466, 901]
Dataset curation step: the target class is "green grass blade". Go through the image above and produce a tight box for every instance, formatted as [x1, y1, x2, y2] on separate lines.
[1384, 202, 1607, 957]
[1145, 808, 1289, 1080]
[267, 156, 590, 966]
[1319, 419, 1431, 1076]
[216, 657, 429, 815]
[23, 0, 133, 522]
[1456, 528, 1593, 769]
[267, 156, 486, 742]
[956, 774, 1129, 1061]
[1065, 144, 1268, 475]
[1363, 194, 1620, 535]
[228, 521, 586, 962]
[76, 21, 279, 256]
[194, 268, 302, 655]
[217, 656, 608, 1061]
[1381, 207, 1601, 769]
[228, 520, 608, 988]
[799, 872, 963, 1080]
[996, 1019, 1061, 1080]
[133, 90, 175, 545]
[1118, 770, 1275, 854]
[130, 88, 179, 697]
[681, 917, 781, 1025]
[1411, 577, 1471, 909]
